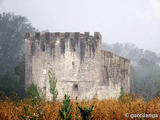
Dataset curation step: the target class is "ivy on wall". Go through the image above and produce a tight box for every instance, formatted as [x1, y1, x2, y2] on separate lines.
[48, 68, 58, 101]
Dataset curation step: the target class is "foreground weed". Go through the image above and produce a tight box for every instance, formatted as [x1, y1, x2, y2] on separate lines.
[21, 98, 45, 120]
[78, 104, 94, 120]
[58, 94, 72, 120]
[1, 95, 160, 120]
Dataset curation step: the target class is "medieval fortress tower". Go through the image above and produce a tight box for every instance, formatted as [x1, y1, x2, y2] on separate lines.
[25, 32, 130, 100]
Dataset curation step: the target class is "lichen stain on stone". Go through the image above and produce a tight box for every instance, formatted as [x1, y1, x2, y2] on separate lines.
[80, 39, 86, 63]
[31, 40, 36, 56]
[55, 32, 60, 37]
[70, 38, 75, 51]
[70, 38, 78, 52]
[41, 39, 45, 52]
[60, 38, 65, 54]
[74, 32, 79, 38]
[50, 41, 55, 57]
[88, 38, 98, 57]
[104, 67, 109, 85]
[45, 32, 50, 44]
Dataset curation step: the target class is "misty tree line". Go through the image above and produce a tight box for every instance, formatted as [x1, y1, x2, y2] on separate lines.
[0, 12, 36, 98]
[0, 12, 160, 99]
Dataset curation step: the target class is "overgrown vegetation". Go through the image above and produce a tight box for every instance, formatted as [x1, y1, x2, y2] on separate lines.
[22, 84, 46, 120]
[0, 94, 160, 120]
[119, 87, 125, 99]
[58, 94, 73, 120]
[77, 104, 94, 120]
[26, 84, 40, 99]
[21, 98, 45, 120]
[48, 69, 58, 101]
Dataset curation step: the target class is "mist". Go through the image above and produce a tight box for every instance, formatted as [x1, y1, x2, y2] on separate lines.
[0, 0, 160, 53]
[0, 0, 3, 4]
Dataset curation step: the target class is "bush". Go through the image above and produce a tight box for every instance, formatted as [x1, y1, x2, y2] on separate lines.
[26, 84, 40, 99]
[58, 94, 73, 120]
[119, 87, 124, 99]
[78, 105, 94, 120]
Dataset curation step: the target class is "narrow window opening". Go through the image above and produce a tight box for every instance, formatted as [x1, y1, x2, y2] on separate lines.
[73, 84, 78, 91]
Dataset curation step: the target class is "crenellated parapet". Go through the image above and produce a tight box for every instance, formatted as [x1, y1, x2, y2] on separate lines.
[25, 32, 102, 62]
[26, 32, 101, 39]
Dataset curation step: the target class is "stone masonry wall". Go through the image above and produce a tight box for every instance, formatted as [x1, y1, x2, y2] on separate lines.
[25, 32, 130, 100]
[100, 51, 130, 98]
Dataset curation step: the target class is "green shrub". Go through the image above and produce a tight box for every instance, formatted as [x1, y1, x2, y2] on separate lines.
[78, 104, 94, 120]
[26, 84, 40, 99]
[58, 94, 73, 120]
[75, 102, 79, 120]
[119, 87, 124, 99]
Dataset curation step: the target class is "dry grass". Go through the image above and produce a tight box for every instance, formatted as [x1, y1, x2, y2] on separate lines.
[0, 95, 160, 120]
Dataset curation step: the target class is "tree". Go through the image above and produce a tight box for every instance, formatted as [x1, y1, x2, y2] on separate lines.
[0, 12, 37, 98]
[14, 59, 25, 97]
[0, 12, 36, 73]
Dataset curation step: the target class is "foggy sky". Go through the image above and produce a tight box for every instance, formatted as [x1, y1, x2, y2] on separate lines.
[0, 0, 160, 53]
[0, 0, 3, 4]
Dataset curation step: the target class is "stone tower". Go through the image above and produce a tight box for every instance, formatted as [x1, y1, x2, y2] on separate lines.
[25, 32, 130, 100]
